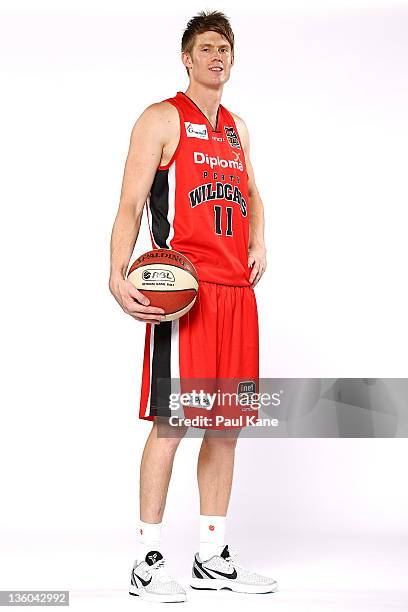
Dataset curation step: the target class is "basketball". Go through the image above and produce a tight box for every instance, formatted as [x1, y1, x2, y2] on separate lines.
[127, 248, 199, 321]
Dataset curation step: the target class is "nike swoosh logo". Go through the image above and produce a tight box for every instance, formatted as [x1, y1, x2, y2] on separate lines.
[133, 571, 152, 586]
[195, 554, 238, 580]
[206, 567, 237, 579]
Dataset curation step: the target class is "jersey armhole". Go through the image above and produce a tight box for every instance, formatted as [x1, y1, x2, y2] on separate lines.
[222, 106, 245, 148]
[157, 99, 183, 170]
[222, 105, 247, 174]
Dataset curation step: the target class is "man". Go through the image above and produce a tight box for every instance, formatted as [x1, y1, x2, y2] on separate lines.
[109, 10, 277, 603]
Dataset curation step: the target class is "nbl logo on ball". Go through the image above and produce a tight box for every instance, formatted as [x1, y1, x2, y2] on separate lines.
[142, 269, 175, 282]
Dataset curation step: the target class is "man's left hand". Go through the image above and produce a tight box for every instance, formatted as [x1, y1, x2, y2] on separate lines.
[248, 246, 267, 287]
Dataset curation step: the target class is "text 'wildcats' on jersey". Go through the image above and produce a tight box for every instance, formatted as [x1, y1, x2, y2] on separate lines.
[145, 91, 251, 287]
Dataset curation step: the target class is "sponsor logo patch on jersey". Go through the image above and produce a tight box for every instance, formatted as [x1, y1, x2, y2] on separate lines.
[224, 126, 241, 149]
[193, 151, 243, 171]
[185, 121, 209, 140]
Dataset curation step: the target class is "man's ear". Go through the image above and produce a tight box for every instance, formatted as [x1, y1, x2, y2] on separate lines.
[181, 51, 192, 71]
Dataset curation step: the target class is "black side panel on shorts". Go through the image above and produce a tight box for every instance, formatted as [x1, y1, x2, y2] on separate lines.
[149, 170, 170, 248]
[150, 320, 172, 416]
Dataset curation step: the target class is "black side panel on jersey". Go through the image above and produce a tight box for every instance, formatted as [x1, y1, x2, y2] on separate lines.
[149, 170, 170, 248]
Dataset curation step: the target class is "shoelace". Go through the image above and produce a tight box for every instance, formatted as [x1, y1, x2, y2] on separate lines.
[224, 549, 248, 572]
[147, 558, 173, 583]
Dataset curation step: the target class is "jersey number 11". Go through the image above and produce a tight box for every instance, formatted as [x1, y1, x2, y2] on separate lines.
[214, 205, 233, 236]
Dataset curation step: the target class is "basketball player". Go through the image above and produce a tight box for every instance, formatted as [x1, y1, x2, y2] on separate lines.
[109, 10, 278, 603]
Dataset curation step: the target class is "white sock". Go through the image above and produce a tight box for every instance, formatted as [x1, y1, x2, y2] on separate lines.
[199, 514, 226, 561]
[135, 520, 163, 563]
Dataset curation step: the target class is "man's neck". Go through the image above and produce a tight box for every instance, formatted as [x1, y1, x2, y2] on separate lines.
[183, 84, 224, 128]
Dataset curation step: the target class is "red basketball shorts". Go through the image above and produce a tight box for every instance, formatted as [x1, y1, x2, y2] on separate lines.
[139, 280, 259, 429]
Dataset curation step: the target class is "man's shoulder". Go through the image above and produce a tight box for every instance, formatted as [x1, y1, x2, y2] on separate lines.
[228, 110, 246, 130]
[132, 99, 179, 143]
[227, 110, 249, 150]
[140, 99, 179, 124]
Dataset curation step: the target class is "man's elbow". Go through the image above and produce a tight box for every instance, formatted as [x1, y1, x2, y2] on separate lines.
[117, 197, 146, 222]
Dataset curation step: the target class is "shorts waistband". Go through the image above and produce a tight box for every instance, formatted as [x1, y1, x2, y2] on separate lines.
[198, 279, 252, 288]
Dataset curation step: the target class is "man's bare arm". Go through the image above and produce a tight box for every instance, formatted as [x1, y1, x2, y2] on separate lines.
[109, 103, 174, 323]
[233, 113, 267, 287]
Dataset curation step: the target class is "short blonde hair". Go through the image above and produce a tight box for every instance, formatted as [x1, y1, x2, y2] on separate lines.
[181, 10, 235, 76]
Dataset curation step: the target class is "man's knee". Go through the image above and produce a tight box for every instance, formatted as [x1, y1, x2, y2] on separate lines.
[151, 419, 188, 448]
[202, 431, 240, 450]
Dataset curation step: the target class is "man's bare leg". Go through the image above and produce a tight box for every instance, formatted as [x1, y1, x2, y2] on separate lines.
[131, 420, 189, 602]
[196, 429, 241, 560]
[139, 419, 188, 522]
[197, 430, 240, 515]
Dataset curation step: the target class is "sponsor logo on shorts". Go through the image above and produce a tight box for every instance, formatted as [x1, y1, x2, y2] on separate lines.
[185, 122, 209, 139]
[183, 392, 212, 409]
[237, 380, 258, 411]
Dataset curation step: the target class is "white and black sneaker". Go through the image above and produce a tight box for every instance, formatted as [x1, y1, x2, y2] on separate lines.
[129, 550, 187, 603]
[190, 544, 278, 594]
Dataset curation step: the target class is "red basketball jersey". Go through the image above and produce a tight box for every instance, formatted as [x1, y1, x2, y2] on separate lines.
[145, 91, 250, 286]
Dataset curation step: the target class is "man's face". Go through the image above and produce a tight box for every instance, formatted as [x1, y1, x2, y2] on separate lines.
[183, 31, 233, 87]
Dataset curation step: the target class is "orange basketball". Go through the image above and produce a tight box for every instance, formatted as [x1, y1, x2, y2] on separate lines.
[127, 249, 199, 321]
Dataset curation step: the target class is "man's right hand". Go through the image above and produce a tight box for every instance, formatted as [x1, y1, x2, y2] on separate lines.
[109, 276, 166, 325]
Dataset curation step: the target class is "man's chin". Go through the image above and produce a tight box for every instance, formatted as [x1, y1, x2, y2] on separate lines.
[202, 74, 230, 88]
